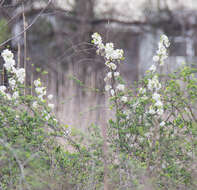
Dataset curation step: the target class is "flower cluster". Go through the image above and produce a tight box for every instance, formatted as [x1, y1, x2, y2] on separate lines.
[152, 34, 170, 66]
[91, 32, 127, 103]
[0, 49, 24, 100]
[0, 49, 57, 123]
[34, 79, 54, 111]
[1, 49, 25, 84]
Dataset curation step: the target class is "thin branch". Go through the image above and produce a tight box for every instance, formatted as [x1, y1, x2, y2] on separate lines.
[0, 0, 52, 48]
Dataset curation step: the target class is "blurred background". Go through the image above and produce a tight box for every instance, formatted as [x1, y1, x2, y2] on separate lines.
[1, 0, 197, 130]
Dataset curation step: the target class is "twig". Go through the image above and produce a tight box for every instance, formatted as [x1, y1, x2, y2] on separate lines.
[0, 0, 52, 48]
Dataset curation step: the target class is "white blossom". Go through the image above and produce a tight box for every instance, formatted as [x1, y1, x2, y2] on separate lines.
[15, 68, 25, 84]
[48, 103, 55, 109]
[47, 94, 53, 100]
[106, 72, 112, 79]
[106, 62, 117, 70]
[157, 108, 164, 115]
[34, 79, 41, 87]
[121, 96, 127, 103]
[149, 106, 156, 114]
[116, 84, 125, 91]
[9, 78, 16, 89]
[0, 86, 6, 94]
[4, 59, 15, 71]
[114, 72, 120, 77]
[155, 100, 163, 107]
[160, 121, 165, 127]
[105, 85, 112, 92]
[152, 92, 160, 101]
[149, 64, 156, 72]
[153, 55, 159, 62]
[1, 49, 14, 61]
[6, 93, 11, 100]
[32, 101, 38, 108]
[12, 91, 19, 99]
[110, 89, 115, 96]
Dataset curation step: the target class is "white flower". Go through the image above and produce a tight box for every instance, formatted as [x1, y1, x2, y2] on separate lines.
[104, 77, 108, 82]
[4, 59, 15, 71]
[1, 49, 14, 61]
[32, 101, 38, 108]
[157, 108, 164, 115]
[92, 33, 102, 46]
[0, 86, 6, 93]
[116, 84, 125, 91]
[149, 106, 156, 114]
[139, 87, 146, 94]
[121, 96, 127, 103]
[149, 64, 156, 72]
[12, 91, 19, 99]
[161, 34, 170, 47]
[110, 89, 115, 96]
[114, 72, 120, 77]
[48, 103, 55, 109]
[34, 79, 41, 87]
[107, 62, 117, 70]
[111, 49, 124, 60]
[152, 93, 160, 101]
[35, 87, 46, 95]
[15, 68, 25, 84]
[155, 100, 163, 107]
[9, 78, 16, 89]
[47, 94, 53, 100]
[147, 76, 161, 91]
[105, 85, 112, 91]
[6, 93, 11, 100]
[153, 56, 159, 62]
[105, 43, 114, 59]
[106, 72, 112, 79]
[160, 121, 165, 127]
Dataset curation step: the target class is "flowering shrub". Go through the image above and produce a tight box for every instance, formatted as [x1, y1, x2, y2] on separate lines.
[92, 33, 197, 189]
[0, 49, 70, 189]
